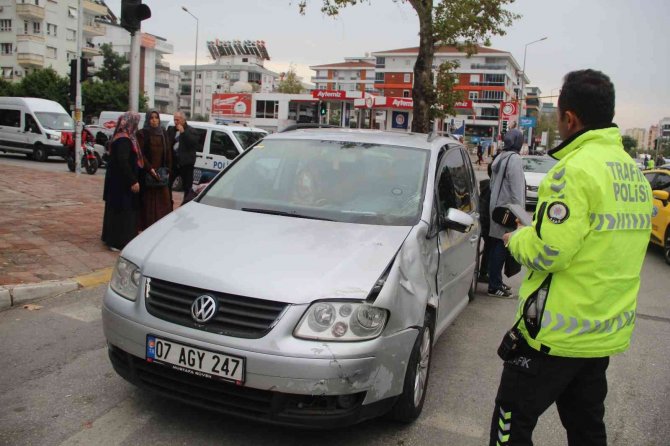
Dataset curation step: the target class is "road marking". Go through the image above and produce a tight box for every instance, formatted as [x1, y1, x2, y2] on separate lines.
[58, 398, 152, 446]
[51, 303, 101, 323]
[76, 267, 113, 288]
[419, 412, 485, 439]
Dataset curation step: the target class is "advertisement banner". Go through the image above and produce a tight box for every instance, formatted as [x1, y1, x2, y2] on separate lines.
[454, 100, 473, 109]
[451, 118, 465, 135]
[392, 111, 409, 129]
[211, 93, 252, 117]
[520, 116, 537, 128]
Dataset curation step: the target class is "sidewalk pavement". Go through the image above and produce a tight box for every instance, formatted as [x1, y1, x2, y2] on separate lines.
[0, 163, 181, 310]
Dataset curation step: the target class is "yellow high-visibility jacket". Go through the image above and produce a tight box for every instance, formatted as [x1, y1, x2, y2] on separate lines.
[508, 126, 652, 357]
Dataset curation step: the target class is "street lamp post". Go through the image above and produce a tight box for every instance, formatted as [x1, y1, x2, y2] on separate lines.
[520, 36, 547, 150]
[182, 6, 198, 119]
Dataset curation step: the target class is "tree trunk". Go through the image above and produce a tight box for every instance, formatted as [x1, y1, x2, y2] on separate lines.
[410, 0, 435, 133]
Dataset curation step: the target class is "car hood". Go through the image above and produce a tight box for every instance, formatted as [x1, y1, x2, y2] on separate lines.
[524, 171, 547, 187]
[124, 202, 412, 304]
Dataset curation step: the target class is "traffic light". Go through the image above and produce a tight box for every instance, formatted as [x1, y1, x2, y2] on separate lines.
[501, 120, 509, 135]
[80, 58, 94, 82]
[319, 102, 327, 116]
[121, 0, 151, 34]
[69, 59, 76, 102]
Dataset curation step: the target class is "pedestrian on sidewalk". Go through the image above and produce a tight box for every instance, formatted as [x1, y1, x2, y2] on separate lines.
[477, 142, 484, 165]
[138, 110, 172, 230]
[101, 112, 143, 251]
[168, 111, 198, 202]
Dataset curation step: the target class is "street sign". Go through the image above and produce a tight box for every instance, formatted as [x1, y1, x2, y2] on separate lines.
[520, 116, 537, 128]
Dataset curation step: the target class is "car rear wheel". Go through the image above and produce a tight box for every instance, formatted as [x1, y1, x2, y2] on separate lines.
[389, 310, 433, 423]
[33, 145, 47, 162]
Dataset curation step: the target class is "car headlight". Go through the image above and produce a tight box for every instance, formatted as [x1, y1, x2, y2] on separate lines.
[110, 257, 141, 301]
[294, 301, 389, 341]
[49, 133, 61, 141]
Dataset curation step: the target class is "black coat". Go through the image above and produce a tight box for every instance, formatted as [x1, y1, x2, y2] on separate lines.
[167, 123, 198, 167]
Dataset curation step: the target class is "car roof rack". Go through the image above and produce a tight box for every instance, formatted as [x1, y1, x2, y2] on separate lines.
[280, 123, 342, 133]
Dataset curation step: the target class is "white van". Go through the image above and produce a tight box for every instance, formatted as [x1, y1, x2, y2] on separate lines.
[98, 111, 173, 132]
[0, 97, 73, 161]
[167, 121, 267, 186]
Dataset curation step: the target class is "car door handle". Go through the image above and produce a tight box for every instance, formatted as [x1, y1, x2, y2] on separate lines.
[205, 156, 213, 159]
[196, 154, 203, 157]
[469, 235, 479, 244]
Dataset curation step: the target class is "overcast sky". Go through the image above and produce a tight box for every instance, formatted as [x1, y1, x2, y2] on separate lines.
[105, 0, 669, 131]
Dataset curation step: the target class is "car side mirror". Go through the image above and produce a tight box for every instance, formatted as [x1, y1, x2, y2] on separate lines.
[441, 208, 474, 233]
[653, 190, 670, 207]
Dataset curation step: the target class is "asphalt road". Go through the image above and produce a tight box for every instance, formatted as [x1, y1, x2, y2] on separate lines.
[0, 245, 668, 446]
[1, 155, 668, 446]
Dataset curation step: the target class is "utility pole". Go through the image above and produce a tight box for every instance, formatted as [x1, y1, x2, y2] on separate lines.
[74, 0, 84, 174]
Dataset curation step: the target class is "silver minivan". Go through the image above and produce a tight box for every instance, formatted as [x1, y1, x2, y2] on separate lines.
[102, 128, 480, 427]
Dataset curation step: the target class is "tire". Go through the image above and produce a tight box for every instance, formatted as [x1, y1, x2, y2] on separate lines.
[33, 145, 47, 162]
[66, 155, 75, 172]
[389, 311, 434, 423]
[83, 156, 98, 175]
[664, 227, 670, 265]
[469, 235, 482, 301]
[95, 152, 104, 167]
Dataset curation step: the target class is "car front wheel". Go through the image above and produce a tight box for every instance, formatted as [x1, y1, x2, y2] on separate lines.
[389, 310, 433, 423]
[665, 228, 670, 265]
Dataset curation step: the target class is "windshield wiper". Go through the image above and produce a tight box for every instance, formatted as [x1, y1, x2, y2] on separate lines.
[241, 207, 333, 221]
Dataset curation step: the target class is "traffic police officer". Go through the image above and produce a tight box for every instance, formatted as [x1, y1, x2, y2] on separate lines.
[489, 69, 653, 446]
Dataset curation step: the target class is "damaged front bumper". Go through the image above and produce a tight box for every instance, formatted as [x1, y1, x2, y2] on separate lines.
[102, 288, 418, 427]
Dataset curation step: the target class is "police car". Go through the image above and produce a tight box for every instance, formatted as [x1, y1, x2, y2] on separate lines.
[644, 168, 670, 263]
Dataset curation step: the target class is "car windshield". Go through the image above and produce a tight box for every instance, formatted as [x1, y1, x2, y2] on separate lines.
[199, 138, 430, 226]
[522, 157, 557, 173]
[35, 112, 74, 130]
[233, 131, 266, 149]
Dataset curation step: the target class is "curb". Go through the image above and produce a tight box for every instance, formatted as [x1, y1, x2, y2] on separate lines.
[0, 267, 113, 310]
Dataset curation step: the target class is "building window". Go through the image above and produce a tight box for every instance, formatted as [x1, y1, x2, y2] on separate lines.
[196, 73, 202, 79]
[68, 7, 77, 18]
[469, 74, 480, 84]
[375, 72, 384, 83]
[403, 73, 411, 83]
[66, 28, 76, 41]
[205, 71, 212, 79]
[375, 57, 385, 68]
[46, 23, 57, 37]
[482, 90, 504, 102]
[242, 57, 248, 63]
[1, 67, 12, 79]
[248, 72, 261, 84]
[469, 91, 479, 100]
[195, 100, 201, 107]
[230, 71, 239, 81]
[46, 46, 56, 59]
[255, 100, 278, 119]
[24, 21, 29, 35]
[0, 43, 12, 55]
[403, 90, 410, 98]
[66, 51, 76, 60]
[32, 22, 41, 34]
[195, 86, 201, 93]
[0, 20, 12, 32]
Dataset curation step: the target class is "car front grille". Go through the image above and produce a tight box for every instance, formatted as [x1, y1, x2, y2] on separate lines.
[145, 278, 288, 339]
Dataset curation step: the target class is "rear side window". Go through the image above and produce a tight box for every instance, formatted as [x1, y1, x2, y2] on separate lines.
[437, 148, 473, 213]
[191, 128, 207, 153]
[210, 130, 239, 160]
[0, 109, 20, 127]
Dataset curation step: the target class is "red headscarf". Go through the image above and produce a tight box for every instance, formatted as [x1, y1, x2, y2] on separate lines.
[111, 111, 143, 168]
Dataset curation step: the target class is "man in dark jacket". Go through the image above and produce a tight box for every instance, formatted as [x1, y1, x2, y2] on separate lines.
[168, 111, 199, 201]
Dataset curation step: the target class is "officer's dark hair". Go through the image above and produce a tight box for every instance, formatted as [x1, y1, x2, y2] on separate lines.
[558, 69, 615, 127]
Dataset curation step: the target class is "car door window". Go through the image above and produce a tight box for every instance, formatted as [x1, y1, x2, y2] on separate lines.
[656, 172, 670, 192]
[210, 130, 239, 160]
[25, 114, 40, 133]
[437, 148, 472, 214]
[644, 172, 658, 189]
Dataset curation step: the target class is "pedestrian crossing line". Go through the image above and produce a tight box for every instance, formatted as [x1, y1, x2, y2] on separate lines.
[58, 398, 153, 446]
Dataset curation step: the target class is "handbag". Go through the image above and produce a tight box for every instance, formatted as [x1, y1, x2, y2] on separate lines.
[144, 130, 170, 188]
[504, 250, 522, 277]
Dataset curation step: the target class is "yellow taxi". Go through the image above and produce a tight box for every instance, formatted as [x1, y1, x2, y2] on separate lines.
[644, 168, 670, 263]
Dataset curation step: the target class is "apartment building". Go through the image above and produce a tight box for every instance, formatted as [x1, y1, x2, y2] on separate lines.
[93, 24, 176, 112]
[647, 125, 659, 152]
[525, 86, 542, 118]
[369, 45, 527, 138]
[179, 39, 280, 118]
[310, 56, 376, 94]
[625, 127, 647, 151]
[0, 0, 111, 81]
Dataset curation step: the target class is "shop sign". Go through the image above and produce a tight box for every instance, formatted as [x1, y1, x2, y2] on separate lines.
[500, 101, 517, 118]
[312, 90, 346, 100]
[454, 100, 473, 109]
[392, 111, 409, 129]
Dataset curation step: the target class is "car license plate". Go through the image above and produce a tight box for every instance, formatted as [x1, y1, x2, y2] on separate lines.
[146, 335, 245, 383]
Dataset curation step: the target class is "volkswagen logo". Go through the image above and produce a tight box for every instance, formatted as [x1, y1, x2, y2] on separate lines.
[191, 295, 218, 323]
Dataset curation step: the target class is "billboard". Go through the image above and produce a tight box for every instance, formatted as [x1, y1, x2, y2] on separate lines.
[520, 116, 537, 128]
[211, 93, 252, 117]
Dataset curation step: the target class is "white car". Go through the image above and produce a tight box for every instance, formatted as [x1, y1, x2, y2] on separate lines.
[522, 156, 558, 207]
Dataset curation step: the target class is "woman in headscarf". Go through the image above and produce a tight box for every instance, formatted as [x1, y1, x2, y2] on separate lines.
[137, 110, 172, 230]
[101, 112, 143, 251]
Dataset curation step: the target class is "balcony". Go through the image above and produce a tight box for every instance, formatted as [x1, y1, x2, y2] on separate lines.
[83, 0, 108, 16]
[17, 53, 44, 68]
[156, 60, 170, 71]
[16, 34, 44, 68]
[82, 44, 101, 56]
[155, 81, 169, 88]
[16, 2, 45, 21]
[83, 22, 106, 37]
